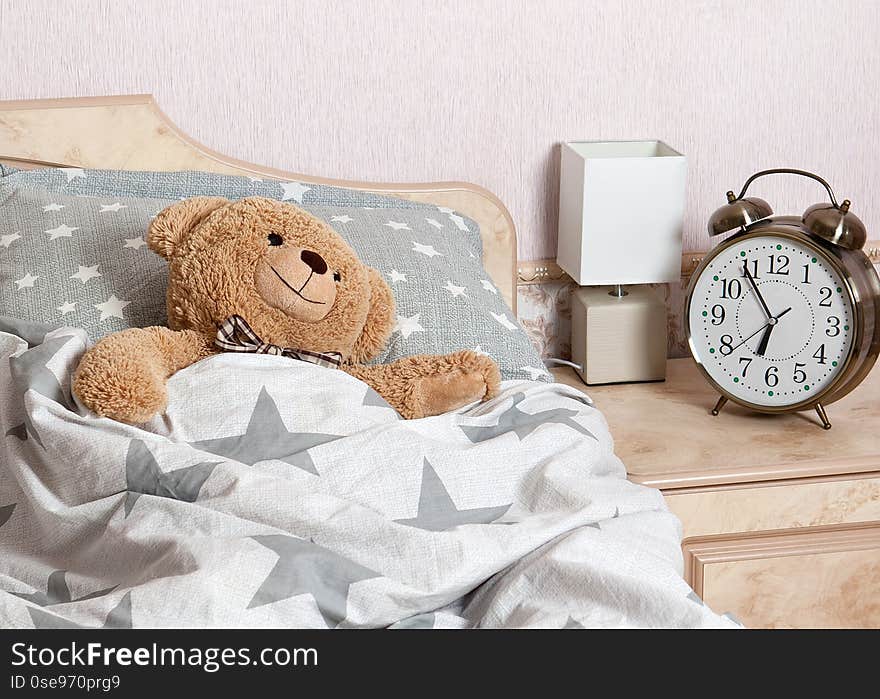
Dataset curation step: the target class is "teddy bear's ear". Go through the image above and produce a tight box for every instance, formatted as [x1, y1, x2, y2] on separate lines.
[350, 267, 396, 363]
[147, 196, 230, 259]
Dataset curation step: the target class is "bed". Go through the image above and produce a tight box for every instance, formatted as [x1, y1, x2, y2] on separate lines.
[0, 95, 737, 628]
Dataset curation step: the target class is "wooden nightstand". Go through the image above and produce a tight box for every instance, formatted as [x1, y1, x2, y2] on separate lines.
[552, 360, 880, 628]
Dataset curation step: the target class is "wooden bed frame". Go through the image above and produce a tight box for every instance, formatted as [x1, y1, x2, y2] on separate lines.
[0, 94, 518, 312]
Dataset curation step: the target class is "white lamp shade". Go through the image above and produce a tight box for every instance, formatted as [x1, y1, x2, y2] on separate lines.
[557, 140, 686, 285]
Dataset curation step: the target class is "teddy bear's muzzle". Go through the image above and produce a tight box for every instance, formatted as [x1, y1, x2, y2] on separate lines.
[253, 246, 338, 323]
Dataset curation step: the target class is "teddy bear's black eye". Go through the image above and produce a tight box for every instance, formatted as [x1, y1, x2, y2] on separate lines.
[267, 232, 283, 246]
[333, 271, 341, 282]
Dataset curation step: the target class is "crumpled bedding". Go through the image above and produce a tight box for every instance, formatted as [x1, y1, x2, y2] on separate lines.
[0, 318, 738, 628]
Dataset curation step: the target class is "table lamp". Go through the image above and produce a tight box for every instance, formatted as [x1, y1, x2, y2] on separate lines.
[557, 140, 686, 384]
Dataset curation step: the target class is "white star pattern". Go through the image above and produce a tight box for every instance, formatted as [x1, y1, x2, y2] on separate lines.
[443, 280, 467, 298]
[412, 242, 442, 257]
[123, 237, 147, 250]
[247, 176, 262, 182]
[448, 213, 469, 231]
[42, 203, 65, 212]
[425, 218, 443, 229]
[57, 301, 77, 315]
[46, 224, 79, 241]
[100, 202, 127, 213]
[279, 182, 311, 203]
[61, 168, 86, 182]
[473, 345, 491, 358]
[330, 215, 353, 224]
[480, 279, 498, 295]
[491, 312, 518, 331]
[394, 313, 424, 340]
[1, 232, 21, 248]
[384, 221, 411, 231]
[70, 265, 102, 284]
[438, 207, 454, 214]
[14, 273, 39, 290]
[95, 295, 131, 321]
[387, 269, 407, 283]
[520, 366, 548, 380]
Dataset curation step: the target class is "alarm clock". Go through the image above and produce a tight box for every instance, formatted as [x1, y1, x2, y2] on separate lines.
[685, 168, 880, 429]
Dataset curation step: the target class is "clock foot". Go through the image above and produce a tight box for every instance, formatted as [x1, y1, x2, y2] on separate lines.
[711, 396, 728, 416]
[815, 403, 832, 430]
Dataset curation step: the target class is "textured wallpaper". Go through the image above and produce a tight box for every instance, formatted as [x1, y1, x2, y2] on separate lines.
[1, 0, 878, 260]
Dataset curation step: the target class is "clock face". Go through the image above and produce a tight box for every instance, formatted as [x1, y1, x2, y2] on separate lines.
[688, 233, 855, 409]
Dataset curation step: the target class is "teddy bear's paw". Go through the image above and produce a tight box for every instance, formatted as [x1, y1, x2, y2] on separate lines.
[443, 350, 502, 402]
[408, 351, 502, 417]
[411, 370, 488, 417]
[73, 356, 168, 425]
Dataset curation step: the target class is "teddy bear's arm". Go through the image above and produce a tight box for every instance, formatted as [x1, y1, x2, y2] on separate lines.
[343, 350, 501, 419]
[73, 327, 215, 424]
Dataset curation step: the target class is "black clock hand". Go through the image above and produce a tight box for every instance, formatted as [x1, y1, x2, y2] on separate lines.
[729, 307, 792, 354]
[729, 322, 774, 354]
[755, 306, 792, 356]
[742, 261, 772, 319]
[756, 325, 774, 356]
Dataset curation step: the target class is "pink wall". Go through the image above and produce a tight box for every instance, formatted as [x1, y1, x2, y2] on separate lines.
[2, 0, 878, 260]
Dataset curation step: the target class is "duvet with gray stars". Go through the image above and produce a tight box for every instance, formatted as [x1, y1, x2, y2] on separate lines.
[0, 316, 739, 629]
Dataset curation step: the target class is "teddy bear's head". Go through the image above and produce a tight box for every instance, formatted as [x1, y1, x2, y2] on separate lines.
[147, 196, 395, 362]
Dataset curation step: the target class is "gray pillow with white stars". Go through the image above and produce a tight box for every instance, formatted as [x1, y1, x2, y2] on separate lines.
[0, 168, 549, 382]
[0, 164, 433, 212]
[0, 184, 170, 336]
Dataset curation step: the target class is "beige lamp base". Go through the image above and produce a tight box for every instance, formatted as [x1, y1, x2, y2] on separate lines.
[570, 285, 667, 384]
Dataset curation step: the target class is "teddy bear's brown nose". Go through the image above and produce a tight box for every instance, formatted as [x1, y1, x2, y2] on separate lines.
[300, 249, 328, 275]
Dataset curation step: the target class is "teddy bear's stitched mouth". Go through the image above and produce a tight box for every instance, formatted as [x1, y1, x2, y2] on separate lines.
[268, 264, 325, 305]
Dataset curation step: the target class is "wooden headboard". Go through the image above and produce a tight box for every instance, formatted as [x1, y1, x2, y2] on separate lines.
[0, 94, 518, 312]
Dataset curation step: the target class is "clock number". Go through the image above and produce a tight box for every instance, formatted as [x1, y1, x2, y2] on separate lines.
[740, 259, 760, 279]
[812, 344, 827, 365]
[711, 304, 725, 325]
[826, 316, 841, 337]
[738, 357, 752, 377]
[764, 366, 779, 387]
[818, 287, 833, 307]
[792, 362, 807, 384]
[720, 278, 741, 299]
[801, 264, 811, 284]
[767, 254, 789, 275]
[719, 335, 734, 355]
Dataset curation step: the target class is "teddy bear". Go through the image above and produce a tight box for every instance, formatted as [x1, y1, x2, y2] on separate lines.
[72, 196, 501, 424]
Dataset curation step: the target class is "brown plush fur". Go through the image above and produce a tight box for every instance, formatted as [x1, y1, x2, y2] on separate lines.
[73, 196, 500, 423]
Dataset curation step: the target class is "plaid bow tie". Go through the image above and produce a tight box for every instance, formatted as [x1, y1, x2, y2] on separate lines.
[215, 315, 343, 369]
